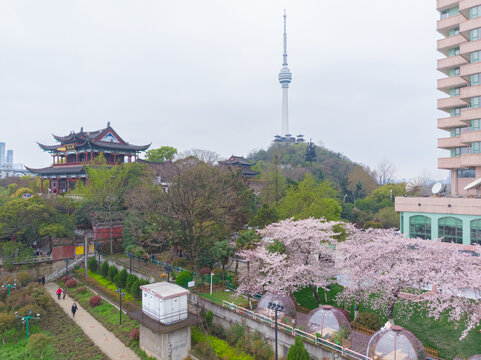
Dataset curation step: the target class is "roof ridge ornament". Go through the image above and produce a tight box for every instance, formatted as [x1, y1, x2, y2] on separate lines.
[107, 121, 111, 127]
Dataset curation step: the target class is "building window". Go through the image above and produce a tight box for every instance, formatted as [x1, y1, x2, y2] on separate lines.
[473, 119, 481, 130]
[449, 27, 460, 36]
[409, 215, 431, 240]
[450, 88, 461, 97]
[472, 51, 481, 63]
[470, 220, 481, 245]
[449, 47, 460, 56]
[471, 28, 481, 41]
[472, 74, 481, 86]
[458, 168, 476, 178]
[450, 67, 461, 76]
[439, 217, 463, 244]
[450, 107, 462, 117]
[472, 96, 481, 108]
[471, 5, 481, 19]
[451, 127, 462, 137]
[473, 142, 481, 153]
[452, 147, 469, 157]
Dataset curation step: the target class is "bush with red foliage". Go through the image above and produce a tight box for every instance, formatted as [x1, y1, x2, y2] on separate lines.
[65, 279, 78, 288]
[62, 276, 72, 282]
[199, 267, 212, 276]
[129, 328, 140, 340]
[88, 295, 102, 307]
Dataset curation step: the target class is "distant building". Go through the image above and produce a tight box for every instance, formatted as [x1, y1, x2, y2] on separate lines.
[26, 123, 150, 193]
[136, 159, 177, 190]
[218, 156, 259, 179]
[6, 150, 13, 165]
[273, 134, 305, 144]
[0, 142, 5, 166]
[395, 2, 481, 247]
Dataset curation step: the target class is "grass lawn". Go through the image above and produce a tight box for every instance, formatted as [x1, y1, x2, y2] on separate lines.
[0, 286, 108, 360]
[198, 289, 249, 307]
[293, 285, 481, 359]
[59, 279, 155, 360]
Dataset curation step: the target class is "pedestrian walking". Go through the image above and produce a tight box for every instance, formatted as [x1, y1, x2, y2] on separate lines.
[62, 288, 67, 300]
[41, 275, 45, 286]
[56, 287, 62, 300]
[71, 302, 78, 317]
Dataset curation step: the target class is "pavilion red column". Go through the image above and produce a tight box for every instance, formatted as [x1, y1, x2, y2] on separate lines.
[114, 153, 117, 164]
[40, 178, 44, 193]
[76, 153, 78, 163]
[128, 155, 131, 163]
[48, 179, 52, 192]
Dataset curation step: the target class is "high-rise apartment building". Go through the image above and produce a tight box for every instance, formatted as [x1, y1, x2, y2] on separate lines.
[436, 1, 481, 195]
[6, 150, 13, 165]
[394, 1, 481, 246]
[0, 142, 4, 166]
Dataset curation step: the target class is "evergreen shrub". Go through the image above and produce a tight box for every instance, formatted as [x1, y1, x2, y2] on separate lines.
[352, 312, 381, 331]
[100, 261, 109, 278]
[88, 257, 98, 273]
[175, 270, 193, 287]
[108, 265, 118, 282]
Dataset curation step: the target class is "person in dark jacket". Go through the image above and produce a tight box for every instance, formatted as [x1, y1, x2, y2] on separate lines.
[41, 276, 45, 286]
[62, 288, 67, 300]
[71, 302, 78, 317]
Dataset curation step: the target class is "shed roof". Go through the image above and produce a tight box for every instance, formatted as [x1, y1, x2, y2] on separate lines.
[140, 282, 189, 300]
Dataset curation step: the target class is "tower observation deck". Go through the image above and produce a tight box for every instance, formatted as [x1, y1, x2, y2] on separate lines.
[279, 10, 292, 136]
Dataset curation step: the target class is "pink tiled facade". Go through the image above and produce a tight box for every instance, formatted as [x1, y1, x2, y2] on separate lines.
[436, 0, 481, 194]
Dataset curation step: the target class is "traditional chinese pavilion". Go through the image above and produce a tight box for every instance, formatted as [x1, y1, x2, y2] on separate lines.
[218, 155, 259, 179]
[27, 123, 150, 193]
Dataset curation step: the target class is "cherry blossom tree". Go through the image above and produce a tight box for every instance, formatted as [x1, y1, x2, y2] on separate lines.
[336, 227, 481, 339]
[236, 218, 340, 304]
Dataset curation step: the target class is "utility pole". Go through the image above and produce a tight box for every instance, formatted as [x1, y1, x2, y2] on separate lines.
[84, 234, 88, 277]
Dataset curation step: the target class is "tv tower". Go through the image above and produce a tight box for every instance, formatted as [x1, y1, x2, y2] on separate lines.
[278, 9, 292, 136]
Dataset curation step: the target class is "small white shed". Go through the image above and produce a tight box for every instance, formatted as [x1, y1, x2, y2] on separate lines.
[140, 282, 189, 325]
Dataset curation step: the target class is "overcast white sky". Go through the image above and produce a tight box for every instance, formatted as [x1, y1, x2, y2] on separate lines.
[0, 1, 445, 180]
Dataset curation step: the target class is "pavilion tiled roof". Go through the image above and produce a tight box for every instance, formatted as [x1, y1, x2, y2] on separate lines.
[25, 164, 86, 176]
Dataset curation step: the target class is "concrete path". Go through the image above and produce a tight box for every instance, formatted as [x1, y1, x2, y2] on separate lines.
[45, 283, 140, 360]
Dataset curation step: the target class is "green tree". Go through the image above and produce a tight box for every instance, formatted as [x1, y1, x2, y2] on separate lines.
[305, 140, 316, 166]
[248, 204, 279, 229]
[100, 261, 110, 278]
[145, 146, 177, 162]
[76, 159, 145, 254]
[374, 207, 400, 229]
[260, 155, 287, 206]
[213, 239, 236, 284]
[115, 268, 128, 288]
[276, 173, 341, 221]
[287, 337, 309, 360]
[88, 256, 98, 273]
[108, 265, 118, 282]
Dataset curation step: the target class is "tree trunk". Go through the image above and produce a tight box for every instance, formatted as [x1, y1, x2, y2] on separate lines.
[222, 264, 225, 287]
[310, 285, 322, 305]
[387, 292, 399, 323]
[235, 259, 239, 274]
[110, 225, 113, 255]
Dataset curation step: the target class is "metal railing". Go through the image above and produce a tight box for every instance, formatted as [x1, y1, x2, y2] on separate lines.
[221, 301, 372, 360]
[45, 255, 90, 283]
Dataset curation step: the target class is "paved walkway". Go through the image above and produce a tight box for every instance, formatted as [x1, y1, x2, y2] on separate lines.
[45, 283, 140, 360]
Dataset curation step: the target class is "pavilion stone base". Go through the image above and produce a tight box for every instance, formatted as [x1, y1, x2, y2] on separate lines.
[140, 324, 191, 360]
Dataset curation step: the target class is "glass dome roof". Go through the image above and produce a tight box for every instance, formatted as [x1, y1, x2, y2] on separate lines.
[256, 293, 297, 319]
[305, 305, 351, 338]
[468, 356, 481, 360]
[368, 325, 426, 360]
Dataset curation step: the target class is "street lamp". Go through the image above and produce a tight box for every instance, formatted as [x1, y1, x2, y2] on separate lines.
[95, 242, 102, 271]
[16, 309, 40, 357]
[164, 265, 172, 282]
[115, 288, 126, 324]
[2, 280, 16, 297]
[267, 302, 284, 360]
[64, 257, 69, 278]
[128, 253, 135, 274]
[210, 272, 214, 295]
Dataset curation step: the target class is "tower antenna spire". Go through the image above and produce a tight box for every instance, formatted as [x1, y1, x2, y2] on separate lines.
[278, 9, 292, 135]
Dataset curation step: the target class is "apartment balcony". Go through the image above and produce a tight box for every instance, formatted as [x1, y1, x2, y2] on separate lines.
[438, 55, 468, 74]
[461, 129, 481, 143]
[438, 96, 468, 111]
[460, 39, 481, 58]
[460, 85, 481, 100]
[438, 157, 463, 169]
[460, 0, 481, 17]
[461, 153, 481, 166]
[438, 76, 469, 93]
[438, 116, 469, 129]
[460, 106, 481, 122]
[438, 34, 468, 56]
[438, 0, 460, 11]
[438, 136, 464, 148]
[438, 14, 466, 36]
[460, 62, 481, 79]
[460, 16, 481, 37]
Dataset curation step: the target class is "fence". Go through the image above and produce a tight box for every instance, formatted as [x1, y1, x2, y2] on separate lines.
[0, 254, 53, 265]
[221, 301, 372, 360]
[425, 346, 439, 359]
[351, 322, 376, 336]
[45, 255, 91, 283]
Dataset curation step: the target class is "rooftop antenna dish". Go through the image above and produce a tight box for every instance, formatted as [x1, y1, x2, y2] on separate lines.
[431, 182, 443, 195]
[406, 177, 425, 194]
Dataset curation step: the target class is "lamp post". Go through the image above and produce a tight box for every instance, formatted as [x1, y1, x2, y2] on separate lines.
[64, 257, 69, 278]
[2, 280, 16, 297]
[210, 272, 214, 295]
[128, 253, 135, 274]
[115, 288, 126, 324]
[95, 242, 101, 271]
[16, 309, 40, 357]
[164, 265, 172, 282]
[267, 302, 284, 360]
